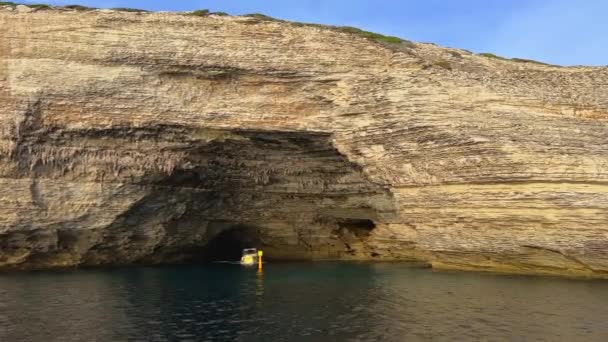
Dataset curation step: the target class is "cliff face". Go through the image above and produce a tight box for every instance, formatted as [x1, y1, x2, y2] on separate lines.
[1, 6, 607, 277]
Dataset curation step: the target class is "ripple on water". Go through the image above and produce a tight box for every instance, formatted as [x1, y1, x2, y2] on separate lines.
[0, 264, 607, 341]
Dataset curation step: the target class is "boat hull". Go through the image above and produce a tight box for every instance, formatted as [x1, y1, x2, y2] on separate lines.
[240, 255, 256, 266]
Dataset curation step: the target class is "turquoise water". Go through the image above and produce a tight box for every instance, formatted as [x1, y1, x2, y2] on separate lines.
[1, 263, 607, 341]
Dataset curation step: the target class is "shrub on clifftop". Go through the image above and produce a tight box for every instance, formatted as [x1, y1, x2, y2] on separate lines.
[189, 9, 210, 16]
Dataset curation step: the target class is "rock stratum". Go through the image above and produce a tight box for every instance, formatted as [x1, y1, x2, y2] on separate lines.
[1, 6, 607, 277]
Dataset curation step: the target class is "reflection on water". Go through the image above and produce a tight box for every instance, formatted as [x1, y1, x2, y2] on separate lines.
[1, 263, 608, 341]
[255, 269, 264, 298]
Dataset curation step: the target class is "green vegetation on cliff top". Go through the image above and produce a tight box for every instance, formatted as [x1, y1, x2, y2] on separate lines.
[478, 52, 552, 66]
[241, 12, 409, 45]
[0, 2, 554, 64]
[188, 9, 229, 17]
[0, 2, 411, 47]
[334, 26, 404, 44]
[109, 7, 149, 13]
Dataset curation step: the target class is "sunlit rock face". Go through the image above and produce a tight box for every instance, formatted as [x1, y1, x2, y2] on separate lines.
[1, 7, 607, 277]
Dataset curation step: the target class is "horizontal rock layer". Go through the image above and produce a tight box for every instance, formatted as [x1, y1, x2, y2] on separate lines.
[0, 7, 607, 277]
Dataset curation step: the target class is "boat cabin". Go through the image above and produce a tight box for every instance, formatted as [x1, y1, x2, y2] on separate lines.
[240, 248, 258, 266]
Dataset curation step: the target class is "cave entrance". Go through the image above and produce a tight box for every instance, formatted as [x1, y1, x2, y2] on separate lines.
[202, 225, 260, 262]
[336, 218, 376, 238]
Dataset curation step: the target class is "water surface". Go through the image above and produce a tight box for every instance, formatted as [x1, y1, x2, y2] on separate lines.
[1, 263, 607, 341]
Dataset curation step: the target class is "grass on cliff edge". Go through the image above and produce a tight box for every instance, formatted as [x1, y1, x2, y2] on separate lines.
[241, 12, 410, 46]
[109, 7, 149, 13]
[334, 26, 404, 44]
[478, 52, 553, 66]
[0, 2, 555, 63]
[0, 2, 410, 47]
[0, 2, 90, 10]
[0, 2, 145, 12]
[187, 9, 229, 17]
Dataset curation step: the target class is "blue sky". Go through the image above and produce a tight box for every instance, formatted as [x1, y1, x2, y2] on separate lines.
[23, 0, 608, 66]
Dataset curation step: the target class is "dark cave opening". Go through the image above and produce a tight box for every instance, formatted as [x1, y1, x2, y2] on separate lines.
[201, 225, 261, 262]
[336, 218, 377, 238]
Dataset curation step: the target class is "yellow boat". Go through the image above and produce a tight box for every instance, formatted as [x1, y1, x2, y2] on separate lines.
[240, 248, 258, 266]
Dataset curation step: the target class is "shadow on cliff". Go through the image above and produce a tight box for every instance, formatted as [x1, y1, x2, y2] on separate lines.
[1, 127, 398, 269]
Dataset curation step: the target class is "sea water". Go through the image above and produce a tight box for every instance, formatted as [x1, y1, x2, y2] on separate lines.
[1, 263, 607, 341]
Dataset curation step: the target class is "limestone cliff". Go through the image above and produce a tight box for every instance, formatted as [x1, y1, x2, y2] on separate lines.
[1, 5, 607, 277]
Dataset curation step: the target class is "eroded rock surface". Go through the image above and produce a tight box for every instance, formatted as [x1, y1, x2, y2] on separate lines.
[1, 7, 607, 277]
